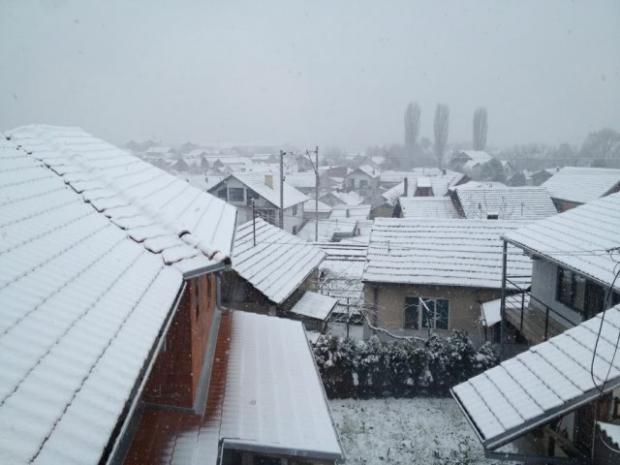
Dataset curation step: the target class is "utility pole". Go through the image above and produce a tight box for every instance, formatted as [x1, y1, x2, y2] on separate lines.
[313, 146, 319, 242]
[499, 240, 508, 360]
[279, 150, 285, 229]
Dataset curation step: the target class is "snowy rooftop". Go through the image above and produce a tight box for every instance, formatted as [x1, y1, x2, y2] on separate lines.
[232, 218, 324, 304]
[0, 135, 184, 464]
[330, 204, 371, 220]
[453, 303, 620, 449]
[7, 125, 237, 275]
[542, 166, 620, 204]
[598, 422, 620, 449]
[453, 183, 557, 220]
[480, 293, 530, 327]
[304, 198, 332, 213]
[214, 172, 308, 209]
[452, 150, 493, 165]
[350, 164, 379, 178]
[331, 190, 365, 206]
[364, 218, 532, 288]
[298, 218, 358, 242]
[285, 171, 317, 189]
[398, 197, 459, 219]
[382, 170, 466, 205]
[504, 192, 620, 290]
[290, 291, 338, 320]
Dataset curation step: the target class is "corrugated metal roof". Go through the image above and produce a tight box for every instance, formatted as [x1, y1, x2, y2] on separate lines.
[6, 125, 237, 274]
[232, 218, 324, 304]
[453, 183, 557, 220]
[453, 304, 620, 450]
[290, 291, 337, 320]
[363, 218, 532, 288]
[399, 197, 460, 219]
[504, 192, 620, 289]
[542, 166, 620, 204]
[0, 136, 183, 464]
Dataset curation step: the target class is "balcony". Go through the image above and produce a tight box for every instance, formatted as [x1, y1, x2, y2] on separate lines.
[502, 277, 578, 345]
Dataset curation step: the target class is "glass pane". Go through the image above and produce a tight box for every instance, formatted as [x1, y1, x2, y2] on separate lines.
[436, 299, 449, 329]
[421, 298, 435, 329]
[404, 297, 419, 329]
[573, 275, 586, 311]
[557, 268, 573, 306]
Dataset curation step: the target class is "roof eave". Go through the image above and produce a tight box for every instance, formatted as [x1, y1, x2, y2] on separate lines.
[221, 439, 343, 462]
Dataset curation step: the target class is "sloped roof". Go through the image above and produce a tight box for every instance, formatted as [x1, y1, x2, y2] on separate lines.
[297, 218, 358, 242]
[290, 291, 338, 320]
[363, 219, 532, 288]
[285, 171, 317, 189]
[399, 197, 459, 219]
[542, 166, 620, 204]
[232, 219, 324, 304]
[331, 190, 365, 206]
[304, 198, 332, 213]
[481, 293, 530, 327]
[124, 311, 343, 464]
[350, 164, 378, 178]
[212, 172, 308, 209]
[504, 193, 620, 290]
[453, 183, 557, 220]
[7, 125, 237, 275]
[0, 136, 184, 464]
[453, 150, 493, 165]
[452, 304, 620, 450]
[330, 204, 371, 220]
[382, 170, 466, 205]
[598, 422, 620, 448]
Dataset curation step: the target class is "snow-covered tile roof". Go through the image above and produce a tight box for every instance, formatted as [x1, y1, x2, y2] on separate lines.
[285, 171, 318, 189]
[453, 304, 620, 449]
[0, 136, 183, 464]
[364, 218, 532, 288]
[304, 198, 332, 213]
[331, 190, 365, 206]
[382, 170, 466, 205]
[330, 204, 371, 220]
[542, 166, 620, 204]
[504, 193, 620, 290]
[298, 218, 358, 242]
[480, 293, 530, 327]
[290, 291, 338, 320]
[453, 183, 557, 220]
[232, 218, 324, 304]
[351, 164, 379, 178]
[216, 172, 308, 209]
[6, 125, 237, 275]
[399, 197, 460, 219]
[452, 150, 493, 165]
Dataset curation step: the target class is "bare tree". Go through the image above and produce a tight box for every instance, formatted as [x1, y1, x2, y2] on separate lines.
[473, 107, 488, 151]
[404, 102, 421, 165]
[433, 103, 450, 168]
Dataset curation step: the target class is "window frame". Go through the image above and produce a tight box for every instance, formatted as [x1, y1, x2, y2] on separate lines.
[404, 296, 449, 330]
[228, 187, 245, 202]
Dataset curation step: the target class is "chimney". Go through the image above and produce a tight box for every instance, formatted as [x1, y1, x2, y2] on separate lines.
[403, 177, 408, 197]
[264, 174, 273, 189]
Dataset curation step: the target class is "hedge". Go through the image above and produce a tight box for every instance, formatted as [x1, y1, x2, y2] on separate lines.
[311, 331, 498, 398]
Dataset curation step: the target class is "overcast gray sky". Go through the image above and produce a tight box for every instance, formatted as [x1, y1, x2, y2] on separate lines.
[1, 0, 619, 150]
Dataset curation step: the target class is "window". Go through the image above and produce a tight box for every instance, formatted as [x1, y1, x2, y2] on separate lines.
[228, 187, 244, 202]
[557, 267, 609, 318]
[404, 296, 449, 330]
[246, 188, 259, 206]
[217, 188, 227, 200]
[292, 225, 297, 235]
[486, 213, 499, 220]
[359, 179, 368, 189]
[292, 204, 298, 216]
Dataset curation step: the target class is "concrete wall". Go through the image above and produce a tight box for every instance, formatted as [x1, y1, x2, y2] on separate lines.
[364, 282, 500, 344]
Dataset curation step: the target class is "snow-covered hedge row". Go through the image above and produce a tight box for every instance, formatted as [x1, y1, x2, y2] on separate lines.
[312, 331, 498, 398]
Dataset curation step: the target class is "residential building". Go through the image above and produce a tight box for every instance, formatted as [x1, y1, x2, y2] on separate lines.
[298, 217, 360, 242]
[449, 150, 494, 179]
[0, 126, 342, 465]
[450, 182, 558, 220]
[453, 303, 620, 464]
[343, 165, 379, 195]
[396, 197, 460, 219]
[363, 219, 532, 343]
[209, 172, 308, 235]
[500, 192, 620, 345]
[221, 218, 326, 322]
[542, 166, 620, 211]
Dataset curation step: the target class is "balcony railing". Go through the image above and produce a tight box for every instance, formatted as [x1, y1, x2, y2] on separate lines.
[503, 277, 579, 345]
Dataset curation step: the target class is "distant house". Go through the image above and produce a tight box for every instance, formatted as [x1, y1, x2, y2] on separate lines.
[528, 167, 556, 186]
[285, 170, 319, 195]
[222, 218, 326, 320]
[304, 198, 333, 219]
[500, 192, 620, 345]
[298, 217, 360, 242]
[343, 164, 380, 196]
[449, 150, 494, 179]
[453, 302, 620, 465]
[362, 219, 532, 343]
[319, 189, 365, 207]
[1, 126, 342, 465]
[209, 172, 308, 234]
[450, 182, 558, 219]
[542, 166, 620, 211]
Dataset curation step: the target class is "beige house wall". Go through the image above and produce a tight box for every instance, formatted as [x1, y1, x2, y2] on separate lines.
[364, 282, 501, 342]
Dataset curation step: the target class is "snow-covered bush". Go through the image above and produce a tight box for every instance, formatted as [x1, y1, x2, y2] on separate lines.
[312, 332, 499, 398]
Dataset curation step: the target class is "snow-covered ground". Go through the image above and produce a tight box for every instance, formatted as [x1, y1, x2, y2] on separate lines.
[330, 398, 507, 465]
